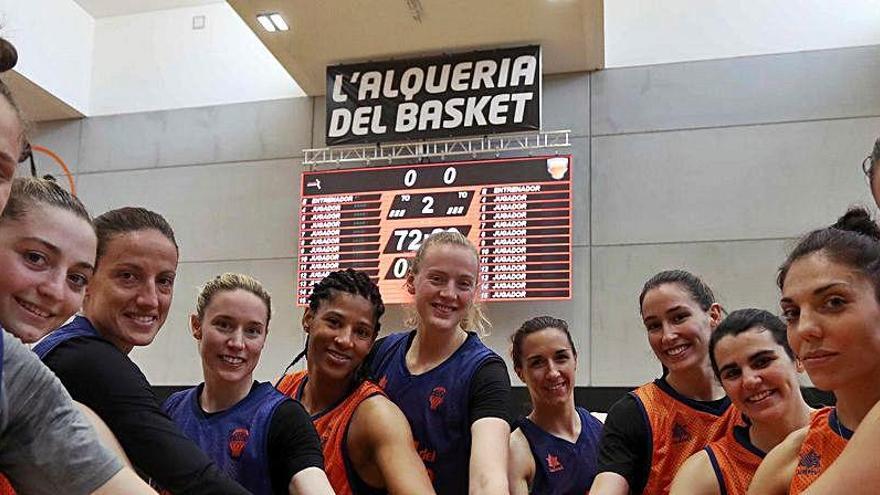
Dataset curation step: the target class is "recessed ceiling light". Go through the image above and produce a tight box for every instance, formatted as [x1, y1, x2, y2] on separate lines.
[256, 13, 289, 32]
[268, 13, 289, 31]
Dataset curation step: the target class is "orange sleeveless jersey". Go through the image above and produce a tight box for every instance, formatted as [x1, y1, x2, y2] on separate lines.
[704, 422, 763, 495]
[632, 381, 737, 495]
[789, 407, 850, 494]
[277, 370, 384, 495]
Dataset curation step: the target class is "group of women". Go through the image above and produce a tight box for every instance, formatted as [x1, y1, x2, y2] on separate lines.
[1, 29, 880, 495]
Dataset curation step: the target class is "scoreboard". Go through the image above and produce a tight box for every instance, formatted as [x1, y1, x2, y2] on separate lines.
[297, 155, 572, 305]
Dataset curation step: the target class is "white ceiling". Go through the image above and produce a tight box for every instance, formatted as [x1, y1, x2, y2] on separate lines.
[73, 0, 224, 18]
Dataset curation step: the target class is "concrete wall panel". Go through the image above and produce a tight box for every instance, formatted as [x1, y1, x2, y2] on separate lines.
[592, 45, 880, 135]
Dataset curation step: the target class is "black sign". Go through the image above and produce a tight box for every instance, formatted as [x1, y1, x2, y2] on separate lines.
[326, 45, 541, 145]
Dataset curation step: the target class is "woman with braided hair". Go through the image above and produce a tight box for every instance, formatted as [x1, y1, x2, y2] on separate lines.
[277, 268, 434, 495]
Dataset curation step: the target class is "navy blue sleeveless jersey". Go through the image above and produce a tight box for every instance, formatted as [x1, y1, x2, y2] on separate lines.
[33, 315, 101, 358]
[163, 382, 288, 495]
[371, 330, 498, 495]
[516, 407, 603, 495]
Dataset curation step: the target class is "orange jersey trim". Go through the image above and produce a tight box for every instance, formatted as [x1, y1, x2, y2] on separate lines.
[277, 371, 384, 495]
[633, 381, 737, 495]
[790, 407, 850, 494]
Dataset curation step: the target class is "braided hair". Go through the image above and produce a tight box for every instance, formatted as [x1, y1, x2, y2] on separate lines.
[275, 268, 385, 386]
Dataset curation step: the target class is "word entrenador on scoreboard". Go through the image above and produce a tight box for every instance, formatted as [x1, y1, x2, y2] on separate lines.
[297, 156, 572, 305]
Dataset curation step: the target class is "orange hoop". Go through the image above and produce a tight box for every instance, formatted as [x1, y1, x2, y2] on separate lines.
[30, 144, 76, 196]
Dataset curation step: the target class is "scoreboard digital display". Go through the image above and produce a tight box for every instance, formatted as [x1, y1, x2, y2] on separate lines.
[297, 155, 572, 305]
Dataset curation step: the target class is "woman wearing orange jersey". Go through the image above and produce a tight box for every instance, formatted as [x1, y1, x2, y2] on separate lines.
[277, 269, 434, 495]
[670, 309, 813, 495]
[591, 270, 737, 495]
[749, 208, 880, 494]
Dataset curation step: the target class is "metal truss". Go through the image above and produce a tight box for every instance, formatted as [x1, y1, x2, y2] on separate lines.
[302, 129, 571, 166]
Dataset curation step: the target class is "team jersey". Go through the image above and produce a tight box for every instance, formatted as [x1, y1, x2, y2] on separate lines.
[516, 406, 603, 495]
[703, 420, 764, 495]
[32, 315, 100, 359]
[789, 407, 852, 494]
[163, 382, 288, 495]
[277, 370, 385, 495]
[631, 379, 737, 495]
[370, 330, 500, 495]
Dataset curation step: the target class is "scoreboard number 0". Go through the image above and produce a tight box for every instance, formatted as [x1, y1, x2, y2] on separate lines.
[403, 167, 457, 188]
[392, 258, 409, 278]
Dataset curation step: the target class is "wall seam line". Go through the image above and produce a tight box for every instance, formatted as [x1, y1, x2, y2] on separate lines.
[592, 113, 880, 139]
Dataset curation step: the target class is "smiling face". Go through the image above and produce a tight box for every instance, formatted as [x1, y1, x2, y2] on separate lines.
[780, 252, 880, 392]
[83, 229, 178, 353]
[0, 98, 23, 213]
[406, 243, 478, 334]
[714, 327, 803, 422]
[193, 289, 269, 386]
[304, 291, 377, 384]
[0, 205, 96, 342]
[642, 283, 722, 373]
[515, 327, 577, 408]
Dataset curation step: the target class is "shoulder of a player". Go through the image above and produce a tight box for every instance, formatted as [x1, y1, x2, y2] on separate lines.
[508, 426, 532, 458]
[749, 426, 808, 494]
[350, 394, 408, 441]
[677, 449, 715, 484]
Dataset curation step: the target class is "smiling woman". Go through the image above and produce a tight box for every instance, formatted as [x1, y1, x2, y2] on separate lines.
[748, 207, 880, 495]
[368, 231, 512, 495]
[0, 177, 96, 343]
[507, 316, 603, 495]
[164, 273, 333, 495]
[33, 207, 256, 494]
[276, 268, 434, 495]
[669, 309, 814, 495]
[591, 270, 737, 495]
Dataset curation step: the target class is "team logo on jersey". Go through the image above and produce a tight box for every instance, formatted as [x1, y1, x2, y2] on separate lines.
[429, 386, 447, 411]
[672, 422, 692, 444]
[546, 454, 564, 473]
[228, 428, 249, 459]
[797, 449, 822, 476]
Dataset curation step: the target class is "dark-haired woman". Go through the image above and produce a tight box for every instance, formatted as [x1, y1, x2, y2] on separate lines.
[33, 207, 252, 494]
[507, 316, 603, 495]
[591, 270, 737, 495]
[164, 273, 333, 494]
[749, 207, 880, 494]
[277, 268, 435, 495]
[0, 38, 153, 494]
[670, 309, 813, 495]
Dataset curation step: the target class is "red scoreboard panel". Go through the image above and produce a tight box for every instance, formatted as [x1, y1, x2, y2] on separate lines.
[297, 155, 572, 305]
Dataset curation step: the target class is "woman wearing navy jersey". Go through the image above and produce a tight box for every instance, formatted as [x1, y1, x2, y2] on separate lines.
[670, 309, 813, 495]
[591, 270, 737, 495]
[163, 273, 333, 495]
[0, 36, 152, 493]
[369, 231, 512, 495]
[277, 268, 434, 495]
[507, 316, 603, 495]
